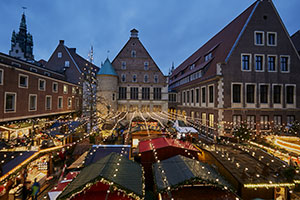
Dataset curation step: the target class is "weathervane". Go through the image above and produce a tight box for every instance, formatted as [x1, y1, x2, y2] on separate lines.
[107, 50, 110, 59]
[22, 6, 27, 13]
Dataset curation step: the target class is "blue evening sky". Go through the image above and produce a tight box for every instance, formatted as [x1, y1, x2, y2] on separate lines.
[0, 0, 299, 75]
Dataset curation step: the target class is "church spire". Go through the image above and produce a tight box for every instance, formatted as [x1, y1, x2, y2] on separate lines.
[9, 12, 34, 61]
[19, 13, 27, 32]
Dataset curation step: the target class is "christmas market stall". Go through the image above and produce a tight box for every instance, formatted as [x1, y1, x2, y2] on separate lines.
[153, 155, 237, 200]
[0, 145, 65, 200]
[57, 152, 145, 200]
[138, 137, 200, 189]
[196, 143, 300, 200]
[0, 151, 36, 199]
[130, 120, 164, 149]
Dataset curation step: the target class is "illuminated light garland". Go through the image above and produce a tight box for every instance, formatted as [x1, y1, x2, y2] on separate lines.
[274, 138, 300, 154]
[79, 111, 146, 199]
[166, 110, 295, 135]
[244, 183, 295, 188]
[0, 115, 99, 185]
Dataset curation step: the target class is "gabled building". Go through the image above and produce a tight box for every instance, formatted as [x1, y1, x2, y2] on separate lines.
[108, 29, 168, 112]
[45, 41, 100, 122]
[169, 0, 300, 137]
[45, 40, 99, 85]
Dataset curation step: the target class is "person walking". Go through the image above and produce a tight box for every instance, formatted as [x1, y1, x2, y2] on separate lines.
[31, 178, 40, 200]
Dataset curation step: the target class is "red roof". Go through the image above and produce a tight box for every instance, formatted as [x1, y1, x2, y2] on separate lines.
[49, 171, 80, 192]
[170, 1, 258, 86]
[50, 181, 71, 192]
[65, 171, 80, 180]
[139, 137, 198, 153]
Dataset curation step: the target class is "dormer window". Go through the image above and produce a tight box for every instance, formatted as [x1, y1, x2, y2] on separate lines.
[154, 75, 158, 83]
[205, 53, 212, 61]
[190, 64, 195, 70]
[65, 61, 70, 67]
[58, 52, 62, 58]
[131, 50, 136, 58]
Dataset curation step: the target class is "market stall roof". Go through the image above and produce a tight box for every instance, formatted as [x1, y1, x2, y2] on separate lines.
[67, 152, 88, 169]
[49, 121, 81, 133]
[48, 171, 80, 200]
[153, 155, 232, 192]
[84, 145, 131, 166]
[139, 137, 198, 153]
[58, 152, 144, 199]
[207, 144, 297, 186]
[0, 151, 36, 176]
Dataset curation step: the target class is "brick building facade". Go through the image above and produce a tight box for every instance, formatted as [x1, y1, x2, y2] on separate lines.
[169, 0, 300, 137]
[0, 53, 82, 122]
[97, 29, 168, 113]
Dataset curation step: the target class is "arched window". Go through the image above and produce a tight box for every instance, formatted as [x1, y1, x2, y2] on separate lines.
[121, 61, 126, 70]
[132, 74, 137, 82]
[154, 75, 158, 83]
[144, 62, 149, 70]
[131, 50, 136, 58]
[121, 74, 126, 82]
[144, 74, 148, 83]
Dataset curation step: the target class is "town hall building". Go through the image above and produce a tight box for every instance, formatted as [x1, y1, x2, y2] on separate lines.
[97, 29, 168, 114]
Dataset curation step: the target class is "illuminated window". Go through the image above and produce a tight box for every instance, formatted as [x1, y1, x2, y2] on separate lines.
[63, 85, 68, 94]
[209, 114, 214, 127]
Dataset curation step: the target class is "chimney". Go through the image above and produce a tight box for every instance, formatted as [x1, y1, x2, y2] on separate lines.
[69, 48, 76, 53]
[130, 29, 139, 38]
[59, 40, 64, 45]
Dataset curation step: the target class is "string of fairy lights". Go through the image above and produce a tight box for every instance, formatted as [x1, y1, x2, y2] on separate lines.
[155, 111, 300, 192]
[167, 109, 298, 135]
[73, 111, 145, 199]
[1, 107, 298, 198]
[138, 111, 174, 199]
